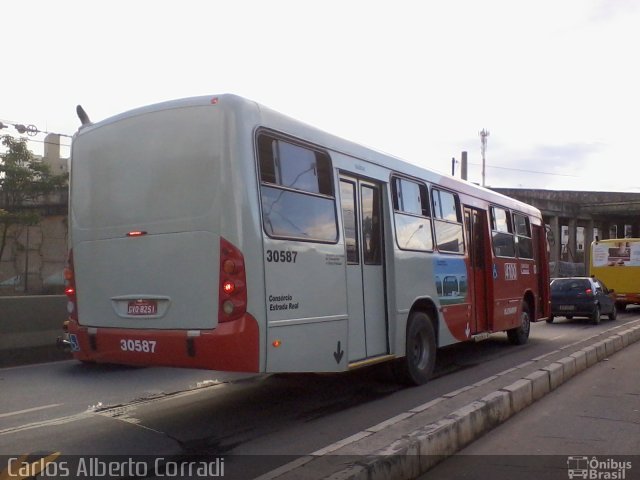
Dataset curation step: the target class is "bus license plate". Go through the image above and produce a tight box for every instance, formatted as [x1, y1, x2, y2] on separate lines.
[559, 305, 575, 311]
[127, 300, 158, 316]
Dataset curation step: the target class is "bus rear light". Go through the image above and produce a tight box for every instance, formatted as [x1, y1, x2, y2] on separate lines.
[219, 238, 247, 323]
[126, 231, 147, 237]
[223, 260, 236, 274]
[222, 281, 235, 294]
[272, 340, 282, 348]
[65, 250, 79, 321]
[64, 267, 73, 281]
[222, 300, 235, 315]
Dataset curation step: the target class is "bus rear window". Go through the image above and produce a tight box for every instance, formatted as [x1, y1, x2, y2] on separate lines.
[71, 107, 220, 229]
[257, 133, 337, 243]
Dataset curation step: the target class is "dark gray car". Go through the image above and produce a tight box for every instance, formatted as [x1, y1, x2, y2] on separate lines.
[548, 276, 616, 324]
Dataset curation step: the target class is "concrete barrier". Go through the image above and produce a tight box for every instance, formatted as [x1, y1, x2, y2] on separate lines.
[0, 295, 70, 367]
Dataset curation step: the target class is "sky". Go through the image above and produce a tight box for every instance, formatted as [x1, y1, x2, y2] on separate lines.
[2, 0, 639, 192]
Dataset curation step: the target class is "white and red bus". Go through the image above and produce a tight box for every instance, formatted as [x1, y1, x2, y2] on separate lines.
[61, 94, 550, 385]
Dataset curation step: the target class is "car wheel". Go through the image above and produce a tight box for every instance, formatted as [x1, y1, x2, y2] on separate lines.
[591, 304, 601, 325]
[546, 315, 554, 324]
[508, 301, 531, 345]
[565, 315, 573, 320]
[608, 305, 617, 321]
[394, 311, 436, 385]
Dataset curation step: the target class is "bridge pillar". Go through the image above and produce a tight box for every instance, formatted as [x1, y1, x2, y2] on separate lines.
[567, 218, 577, 262]
[548, 216, 560, 277]
[584, 219, 594, 274]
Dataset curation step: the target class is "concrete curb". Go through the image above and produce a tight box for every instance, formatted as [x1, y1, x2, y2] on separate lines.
[259, 322, 640, 480]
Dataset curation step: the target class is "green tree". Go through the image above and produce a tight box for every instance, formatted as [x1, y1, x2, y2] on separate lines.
[0, 134, 68, 264]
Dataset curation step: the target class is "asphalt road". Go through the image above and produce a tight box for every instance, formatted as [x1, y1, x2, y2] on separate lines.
[2, 310, 639, 479]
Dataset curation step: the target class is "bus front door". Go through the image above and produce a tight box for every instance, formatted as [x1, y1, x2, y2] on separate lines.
[464, 207, 490, 334]
[340, 176, 388, 362]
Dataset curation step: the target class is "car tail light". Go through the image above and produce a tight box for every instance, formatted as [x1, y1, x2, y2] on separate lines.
[585, 288, 593, 296]
[64, 250, 79, 320]
[219, 238, 247, 322]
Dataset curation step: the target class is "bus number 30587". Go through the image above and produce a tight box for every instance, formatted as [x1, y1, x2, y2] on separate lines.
[266, 250, 297, 263]
[120, 339, 157, 353]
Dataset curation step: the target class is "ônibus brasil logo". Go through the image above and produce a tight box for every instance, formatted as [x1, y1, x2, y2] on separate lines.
[567, 456, 632, 480]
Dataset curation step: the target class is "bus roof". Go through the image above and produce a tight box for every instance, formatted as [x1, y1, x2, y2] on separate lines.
[74, 93, 542, 219]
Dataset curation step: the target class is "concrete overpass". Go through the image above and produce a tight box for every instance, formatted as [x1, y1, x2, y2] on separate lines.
[493, 189, 640, 276]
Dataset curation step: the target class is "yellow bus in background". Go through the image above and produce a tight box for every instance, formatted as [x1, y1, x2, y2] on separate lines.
[590, 238, 640, 311]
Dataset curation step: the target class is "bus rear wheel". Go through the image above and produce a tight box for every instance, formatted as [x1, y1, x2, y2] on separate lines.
[507, 301, 531, 345]
[394, 311, 436, 386]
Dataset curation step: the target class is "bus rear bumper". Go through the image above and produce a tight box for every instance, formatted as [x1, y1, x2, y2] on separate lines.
[615, 293, 640, 305]
[65, 314, 260, 372]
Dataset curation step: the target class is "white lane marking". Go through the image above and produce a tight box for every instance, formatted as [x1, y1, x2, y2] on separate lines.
[0, 403, 63, 419]
[0, 412, 93, 436]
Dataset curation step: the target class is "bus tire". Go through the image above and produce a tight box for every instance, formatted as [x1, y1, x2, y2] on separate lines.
[395, 311, 436, 386]
[546, 315, 554, 324]
[507, 301, 531, 345]
[616, 302, 627, 312]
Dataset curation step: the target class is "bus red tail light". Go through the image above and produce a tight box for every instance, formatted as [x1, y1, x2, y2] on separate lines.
[65, 250, 79, 321]
[219, 238, 247, 323]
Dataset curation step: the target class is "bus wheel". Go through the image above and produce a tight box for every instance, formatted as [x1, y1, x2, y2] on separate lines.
[507, 301, 531, 345]
[616, 302, 627, 312]
[395, 311, 436, 386]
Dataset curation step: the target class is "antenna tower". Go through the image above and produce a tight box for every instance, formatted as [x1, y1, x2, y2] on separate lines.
[479, 128, 490, 187]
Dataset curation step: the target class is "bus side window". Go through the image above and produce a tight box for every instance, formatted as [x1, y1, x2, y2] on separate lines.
[513, 213, 533, 259]
[431, 188, 464, 254]
[490, 207, 516, 257]
[257, 133, 337, 243]
[391, 176, 433, 251]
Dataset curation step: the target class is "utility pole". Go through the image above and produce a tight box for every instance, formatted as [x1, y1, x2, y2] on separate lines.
[479, 129, 489, 187]
[461, 151, 468, 180]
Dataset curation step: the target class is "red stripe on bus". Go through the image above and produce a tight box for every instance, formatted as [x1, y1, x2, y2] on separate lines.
[67, 314, 259, 372]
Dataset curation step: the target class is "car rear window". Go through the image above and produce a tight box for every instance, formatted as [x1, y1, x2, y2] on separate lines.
[551, 279, 590, 292]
